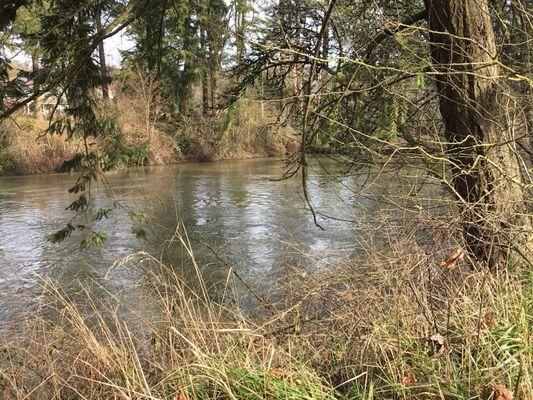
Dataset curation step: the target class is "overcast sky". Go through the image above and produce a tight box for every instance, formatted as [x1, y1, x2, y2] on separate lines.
[5, 29, 134, 68]
[103, 30, 135, 67]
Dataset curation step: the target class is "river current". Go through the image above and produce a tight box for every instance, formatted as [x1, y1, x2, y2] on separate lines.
[0, 157, 442, 328]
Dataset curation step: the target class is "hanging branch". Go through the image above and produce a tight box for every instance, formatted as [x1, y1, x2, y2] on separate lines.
[300, 0, 337, 230]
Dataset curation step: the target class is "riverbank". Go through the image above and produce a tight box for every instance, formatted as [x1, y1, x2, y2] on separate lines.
[0, 98, 298, 176]
[0, 223, 530, 399]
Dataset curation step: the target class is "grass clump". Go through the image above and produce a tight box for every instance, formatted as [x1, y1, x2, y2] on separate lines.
[0, 225, 530, 399]
[277, 234, 532, 400]
[0, 116, 80, 175]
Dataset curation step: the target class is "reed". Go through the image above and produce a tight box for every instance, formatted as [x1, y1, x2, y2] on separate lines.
[0, 116, 80, 175]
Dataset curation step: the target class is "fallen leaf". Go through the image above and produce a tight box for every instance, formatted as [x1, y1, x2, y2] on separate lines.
[401, 373, 415, 386]
[403, 348, 414, 358]
[429, 333, 446, 356]
[489, 383, 514, 400]
[173, 390, 188, 400]
[440, 248, 465, 269]
[272, 368, 290, 378]
[483, 312, 496, 329]
[516, 385, 528, 400]
[430, 333, 445, 345]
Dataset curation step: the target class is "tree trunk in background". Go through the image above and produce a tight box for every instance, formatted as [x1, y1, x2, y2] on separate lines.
[178, 15, 194, 118]
[516, 7, 533, 166]
[321, 2, 329, 72]
[425, 0, 532, 268]
[234, 0, 246, 62]
[31, 54, 42, 119]
[209, 61, 218, 112]
[200, 27, 209, 116]
[96, 5, 109, 99]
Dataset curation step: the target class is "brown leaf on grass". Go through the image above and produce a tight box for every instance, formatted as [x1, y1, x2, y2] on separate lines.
[174, 390, 188, 400]
[516, 386, 528, 400]
[483, 312, 496, 329]
[404, 348, 414, 358]
[430, 333, 445, 345]
[489, 383, 514, 400]
[272, 368, 291, 378]
[401, 373, 416, 386]
[440, 248, 465, 269]
[429, 333, 446, 356]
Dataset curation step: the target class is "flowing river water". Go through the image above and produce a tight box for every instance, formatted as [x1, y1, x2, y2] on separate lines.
[0, 157, 442, 329]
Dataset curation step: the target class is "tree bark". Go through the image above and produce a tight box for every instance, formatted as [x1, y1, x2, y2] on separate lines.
[178, 15, 194, 118]
[96, 4, 109, 100]
[234, 0, 246, 62]
[209, 61, 219, 112]
[200, 27, 209, 116]
[31, 54, 42, 119]
[424, 0, 532, 267]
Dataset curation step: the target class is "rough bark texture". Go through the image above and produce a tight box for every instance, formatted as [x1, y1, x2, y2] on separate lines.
[200, 27, 209, 116]
[31, 54, 42, 119]
[425, 0, 531, 267]
[96, 6, 109, 100]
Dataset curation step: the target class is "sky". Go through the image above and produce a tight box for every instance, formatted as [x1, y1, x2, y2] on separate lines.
[5, 29, 134, 69]
[102, 30, 135, 67]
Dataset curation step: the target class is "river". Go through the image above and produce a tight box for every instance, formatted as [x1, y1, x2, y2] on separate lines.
[0, 157, 441, 329]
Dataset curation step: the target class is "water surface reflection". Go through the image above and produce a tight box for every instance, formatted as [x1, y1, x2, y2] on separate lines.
[0, 157, 442, 327]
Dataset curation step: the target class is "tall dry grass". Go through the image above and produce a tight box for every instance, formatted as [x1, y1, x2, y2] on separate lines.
[0, 95, 296, 176]
[113, 68, 297, 164]
[0, 67, 297, 176]
[112, 93, 179, 166]
[278, 238, 531, 399]
[0, 116, 81, 175]
[0, 222, 530, 399]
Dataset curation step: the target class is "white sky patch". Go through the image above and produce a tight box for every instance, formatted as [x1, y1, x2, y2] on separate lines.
[103, 30, 135, 67]
[3, 29, 134, 69]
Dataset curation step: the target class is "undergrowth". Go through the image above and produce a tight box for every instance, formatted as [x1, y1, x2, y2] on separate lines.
[0, 223, 530, 399]
[0, 116, 80, 175]
[0, 94, 296, 175]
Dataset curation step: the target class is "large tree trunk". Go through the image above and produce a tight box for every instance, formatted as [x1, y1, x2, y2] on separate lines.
[424, 0, 532, 267]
